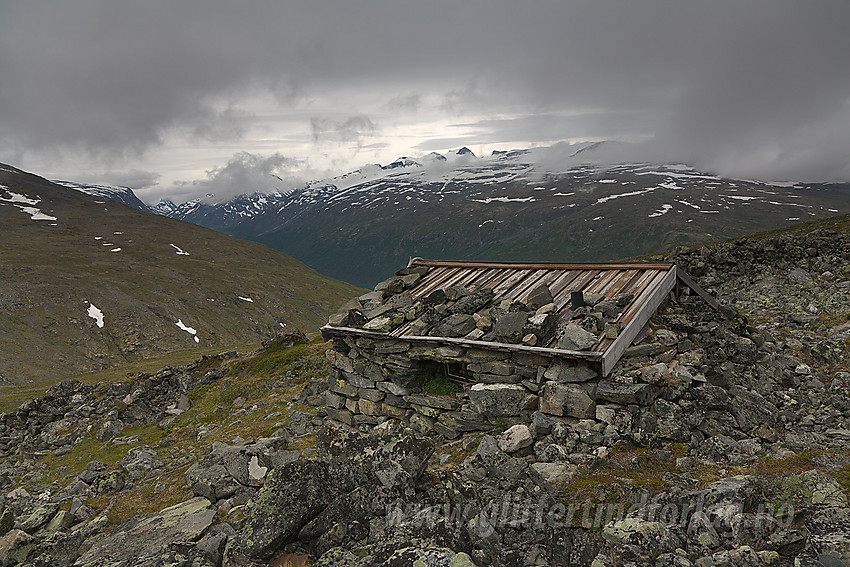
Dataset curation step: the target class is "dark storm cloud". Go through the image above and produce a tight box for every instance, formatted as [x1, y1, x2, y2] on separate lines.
[189, 107, 252, 143]
[1, 1, 849, 181]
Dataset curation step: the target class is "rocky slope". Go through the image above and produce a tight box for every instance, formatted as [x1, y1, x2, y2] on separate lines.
[0, 163, 362, 384]
[0, 215, 846, 566]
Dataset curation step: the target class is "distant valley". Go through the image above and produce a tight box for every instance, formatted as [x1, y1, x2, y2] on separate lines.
[151, 145, 850, 287]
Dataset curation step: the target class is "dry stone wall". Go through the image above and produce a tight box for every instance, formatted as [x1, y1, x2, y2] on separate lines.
[325, 333, 612, 438]
[323, 265, 648, 440]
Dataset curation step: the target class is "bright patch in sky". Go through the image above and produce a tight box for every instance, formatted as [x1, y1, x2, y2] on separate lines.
[176, 319, 200, 343]
[86, 303, 104, 328]
[170, 244, 190, 256]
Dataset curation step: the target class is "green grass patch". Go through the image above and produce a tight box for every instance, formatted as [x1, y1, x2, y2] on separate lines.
[422, 375, 464, 397]
[37, 423, 167, 480]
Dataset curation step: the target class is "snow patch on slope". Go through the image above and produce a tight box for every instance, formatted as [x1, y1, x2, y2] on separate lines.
[648, 204, 673, 218]
[86, 303, 105, 328]
[176, 319, 200, 343]
[170, 244, 190, 256]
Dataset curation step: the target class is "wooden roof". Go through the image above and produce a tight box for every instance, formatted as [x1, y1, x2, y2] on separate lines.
[323, 259, 717, 375]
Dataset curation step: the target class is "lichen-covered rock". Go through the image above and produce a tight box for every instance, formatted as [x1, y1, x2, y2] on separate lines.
[73, 497, 215, 567]
[602, 517, 684, 563]
[467, 384, 530, 418]
[119, 445, 164, 482]
[790, 469, 849, 507]
[185, 441, 279, 502]
[497, 425, 533, 453]
[0, 529, 32, 566]
[539, 382, 595, 419]
[557, 323, 598, 350]
[316, 426, 434, 482]
[14, 502, 59, 534]
[239, 460, 366, 560]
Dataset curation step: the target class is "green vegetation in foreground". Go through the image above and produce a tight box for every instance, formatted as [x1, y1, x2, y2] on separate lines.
[422, 374, 464, 397]
[6, 336, 850, 535]
[552, 445, 850, 529]
[10, 338, 329, 529]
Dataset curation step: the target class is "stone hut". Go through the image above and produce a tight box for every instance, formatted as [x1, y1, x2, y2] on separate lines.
[321, 259, 718, 439]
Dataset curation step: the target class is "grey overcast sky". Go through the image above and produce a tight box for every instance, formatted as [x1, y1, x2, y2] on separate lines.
[1, 1, 849, 203]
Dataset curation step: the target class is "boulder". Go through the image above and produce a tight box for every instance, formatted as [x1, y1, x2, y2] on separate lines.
[73, 497, 215, 567]
[596, 382, 654, 406]
[498, 425, 533, 453]
[90, 470, 126, 496]
[185, 443, 273, 501]
[315, 426, 434, 482]
[239, 460, 366, 560]
[530, 462, 577, 484]
[120, 445, 164, 481]
[15, 503, 59, 534]
[0, 530, 31, 566]
[539, 383, 595, 419]
[467, 384, 531, 418]
[602, 517, 684, 562]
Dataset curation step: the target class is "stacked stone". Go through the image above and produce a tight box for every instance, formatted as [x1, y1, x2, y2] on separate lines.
[324, 327, 682, 442]
[323, 264, 655, 440]
[327, 266, 633, 349]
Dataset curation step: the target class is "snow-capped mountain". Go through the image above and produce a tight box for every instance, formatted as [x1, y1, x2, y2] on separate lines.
[52, 180, 153, 212]
[152, 144, 850, 287]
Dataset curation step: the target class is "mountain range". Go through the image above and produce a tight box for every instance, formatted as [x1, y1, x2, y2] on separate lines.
[0, 164, 361, 384]
[150, 144, 850, 287]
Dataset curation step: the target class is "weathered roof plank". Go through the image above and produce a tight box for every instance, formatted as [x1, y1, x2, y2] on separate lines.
[323, 259, 718, 376]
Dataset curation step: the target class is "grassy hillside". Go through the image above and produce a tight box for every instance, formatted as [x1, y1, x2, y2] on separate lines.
[0, 164, 363, 385]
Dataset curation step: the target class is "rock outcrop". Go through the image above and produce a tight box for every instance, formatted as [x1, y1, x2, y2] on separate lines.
[0, 223, 846, 566]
